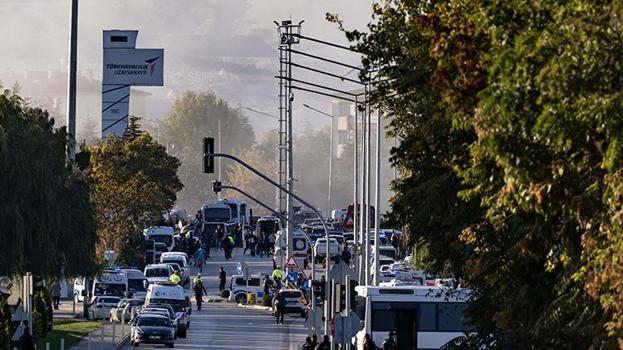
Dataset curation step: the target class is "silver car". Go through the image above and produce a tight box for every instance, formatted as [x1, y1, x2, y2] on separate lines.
[88, 296, 122, 320]
[109, 298, 144, 323]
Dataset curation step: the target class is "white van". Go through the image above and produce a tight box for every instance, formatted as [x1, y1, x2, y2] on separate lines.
[144, 226, 176, 252]
[228, 274, 267, 304]
[145, 282, 191, 338]
[92, 270, 128, 301]
[313, 237, 340, 262]
[160, 252, 190, 284]
[122, 269, 148, 300]
[144, 264, 174, 285]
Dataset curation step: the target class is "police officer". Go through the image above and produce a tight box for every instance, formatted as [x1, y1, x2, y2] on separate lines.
[169, 271, 182, 285]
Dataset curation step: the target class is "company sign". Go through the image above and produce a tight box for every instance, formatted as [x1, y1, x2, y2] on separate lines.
[103, 48, 164, 86]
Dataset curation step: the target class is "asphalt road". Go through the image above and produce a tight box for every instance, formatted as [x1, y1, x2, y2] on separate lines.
[123, 247, 308, 350]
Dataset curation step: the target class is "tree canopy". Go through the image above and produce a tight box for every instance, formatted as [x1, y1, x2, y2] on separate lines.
[0, 87, 98, 278]
[161, 91, 255, 212]
[86, 118, 182, 265]
[334, 0, 623, 347]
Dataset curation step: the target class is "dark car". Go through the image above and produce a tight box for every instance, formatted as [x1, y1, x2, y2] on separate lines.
[130, 314, 175, 348]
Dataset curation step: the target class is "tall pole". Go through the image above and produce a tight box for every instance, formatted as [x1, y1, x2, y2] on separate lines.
[328, 119, 333, 214]
[353, 97, 360, 283]
[373, 106, 381, 286]
[66, 0, 78, 161]
[359, 92, 367, 285]
[366, 78, 372, 286]
[286, 23, 294, 269]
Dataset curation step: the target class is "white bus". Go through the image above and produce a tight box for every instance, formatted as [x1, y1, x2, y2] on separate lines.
[354, 285, 473, 349]
[217, 199, 248, 226]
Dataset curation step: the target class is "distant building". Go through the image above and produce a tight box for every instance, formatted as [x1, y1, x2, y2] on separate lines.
[0, 68, 150, 140]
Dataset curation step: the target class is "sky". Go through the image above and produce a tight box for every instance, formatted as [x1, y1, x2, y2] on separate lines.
[0, 0, 373, 137]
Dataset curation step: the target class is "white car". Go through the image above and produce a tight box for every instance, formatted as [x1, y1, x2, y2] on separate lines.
[88, 296, 122, 320]
[313, 238, 340, 261]
[144, 264, 174, 284]
[274, 289, 307, 318]
[109, 298, 144, 323]
[160, 253, 190, 284]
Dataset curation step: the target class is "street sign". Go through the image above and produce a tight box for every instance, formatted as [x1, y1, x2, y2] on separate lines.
[285, 255, 299, 269]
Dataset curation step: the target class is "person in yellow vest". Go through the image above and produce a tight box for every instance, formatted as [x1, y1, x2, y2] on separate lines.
[272, 267, 284, 281]
[169, 271, 182, 285]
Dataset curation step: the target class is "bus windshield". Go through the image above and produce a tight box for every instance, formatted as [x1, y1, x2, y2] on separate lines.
[203, 208, 230, 222]
[149, 234, 172, 246]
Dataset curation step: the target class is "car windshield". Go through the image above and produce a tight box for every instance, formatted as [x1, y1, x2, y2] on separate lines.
[128, 279, 146, 292]
[146, 268, 169, 277]
[94, 284, 125, 297]
[149, 234, 172, 246]
[137, 317, 171, 328]
[148, 299, 186, 312]
[100, 297, 120, 304]
[203, 208, 230, 222]
[281, 291, 303, 298]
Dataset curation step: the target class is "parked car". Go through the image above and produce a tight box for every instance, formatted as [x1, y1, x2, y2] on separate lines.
[273, 289, 307, 318]
[130, 314, 175, 348]
[109, 298, 144, 323]
[88, 296, 122, 320]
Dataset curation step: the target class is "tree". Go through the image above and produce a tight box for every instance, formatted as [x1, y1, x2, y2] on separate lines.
[333, 0, 623, 347]
[87, 131, 182, 265]
[161, 91, 255, 211]
[227, 130, 278, 216]
[0, 86, 98, 278]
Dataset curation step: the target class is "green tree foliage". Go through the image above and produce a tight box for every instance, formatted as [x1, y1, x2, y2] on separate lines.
[0, 87, 98, 278]
[87, 130, 182, 265]
[334, 0, 623, 347]
[161, 91, 255, 211]
[0, 300, 11, 350]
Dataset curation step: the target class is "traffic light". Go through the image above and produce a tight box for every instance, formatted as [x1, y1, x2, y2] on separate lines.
[203, 137, 214, 173]
[336, 283, 345, 312]
[349, 280, 358, 310]
[212, 180, 222, 193]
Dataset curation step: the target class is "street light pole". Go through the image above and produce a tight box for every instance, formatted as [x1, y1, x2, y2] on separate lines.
[302, 104, 333, 215]
[66, 0, 78, 162]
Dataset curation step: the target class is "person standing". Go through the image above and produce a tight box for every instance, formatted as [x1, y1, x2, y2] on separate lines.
[249, 232, 257, 256]
[302, 336, 314, 350]
[194, 246, 207, 272]
[275, 291, 286, 325]
[243, 230, 251, 255]
[193, 274, 207, 311]
[218, 267, 226, 292]
[363, 333, 376, 350]
[316, 335, 330, 350]
[51, 281, 61, 310]
[382, 330, 398, 350]
[215, 226, 224, 251]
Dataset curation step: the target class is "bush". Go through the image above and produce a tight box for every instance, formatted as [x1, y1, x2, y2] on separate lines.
[32, 289, 53, 339]
[0, 300, 12, 350]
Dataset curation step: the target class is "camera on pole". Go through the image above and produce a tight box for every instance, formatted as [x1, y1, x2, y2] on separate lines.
[212, 180, 222, 193]
[203, 137, 214, 173]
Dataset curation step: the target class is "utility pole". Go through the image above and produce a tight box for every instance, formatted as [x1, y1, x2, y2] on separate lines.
[66, 0, 78, 161]
[373, 105, 381, 286]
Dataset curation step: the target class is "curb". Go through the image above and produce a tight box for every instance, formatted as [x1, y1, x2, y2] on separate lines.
[236, 303, 271, 311]
[114, 334, 130, 350]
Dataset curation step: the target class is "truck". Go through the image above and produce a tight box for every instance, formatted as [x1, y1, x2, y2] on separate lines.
[200, 203, 233, 241]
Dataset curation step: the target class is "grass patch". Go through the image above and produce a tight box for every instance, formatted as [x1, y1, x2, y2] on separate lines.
[36, 320, 100, 350]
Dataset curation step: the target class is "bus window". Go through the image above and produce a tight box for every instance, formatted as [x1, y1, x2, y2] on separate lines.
[372, 310, 396, 331]
[418, 303, 436, 331]
[437, 303, 472, 332]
